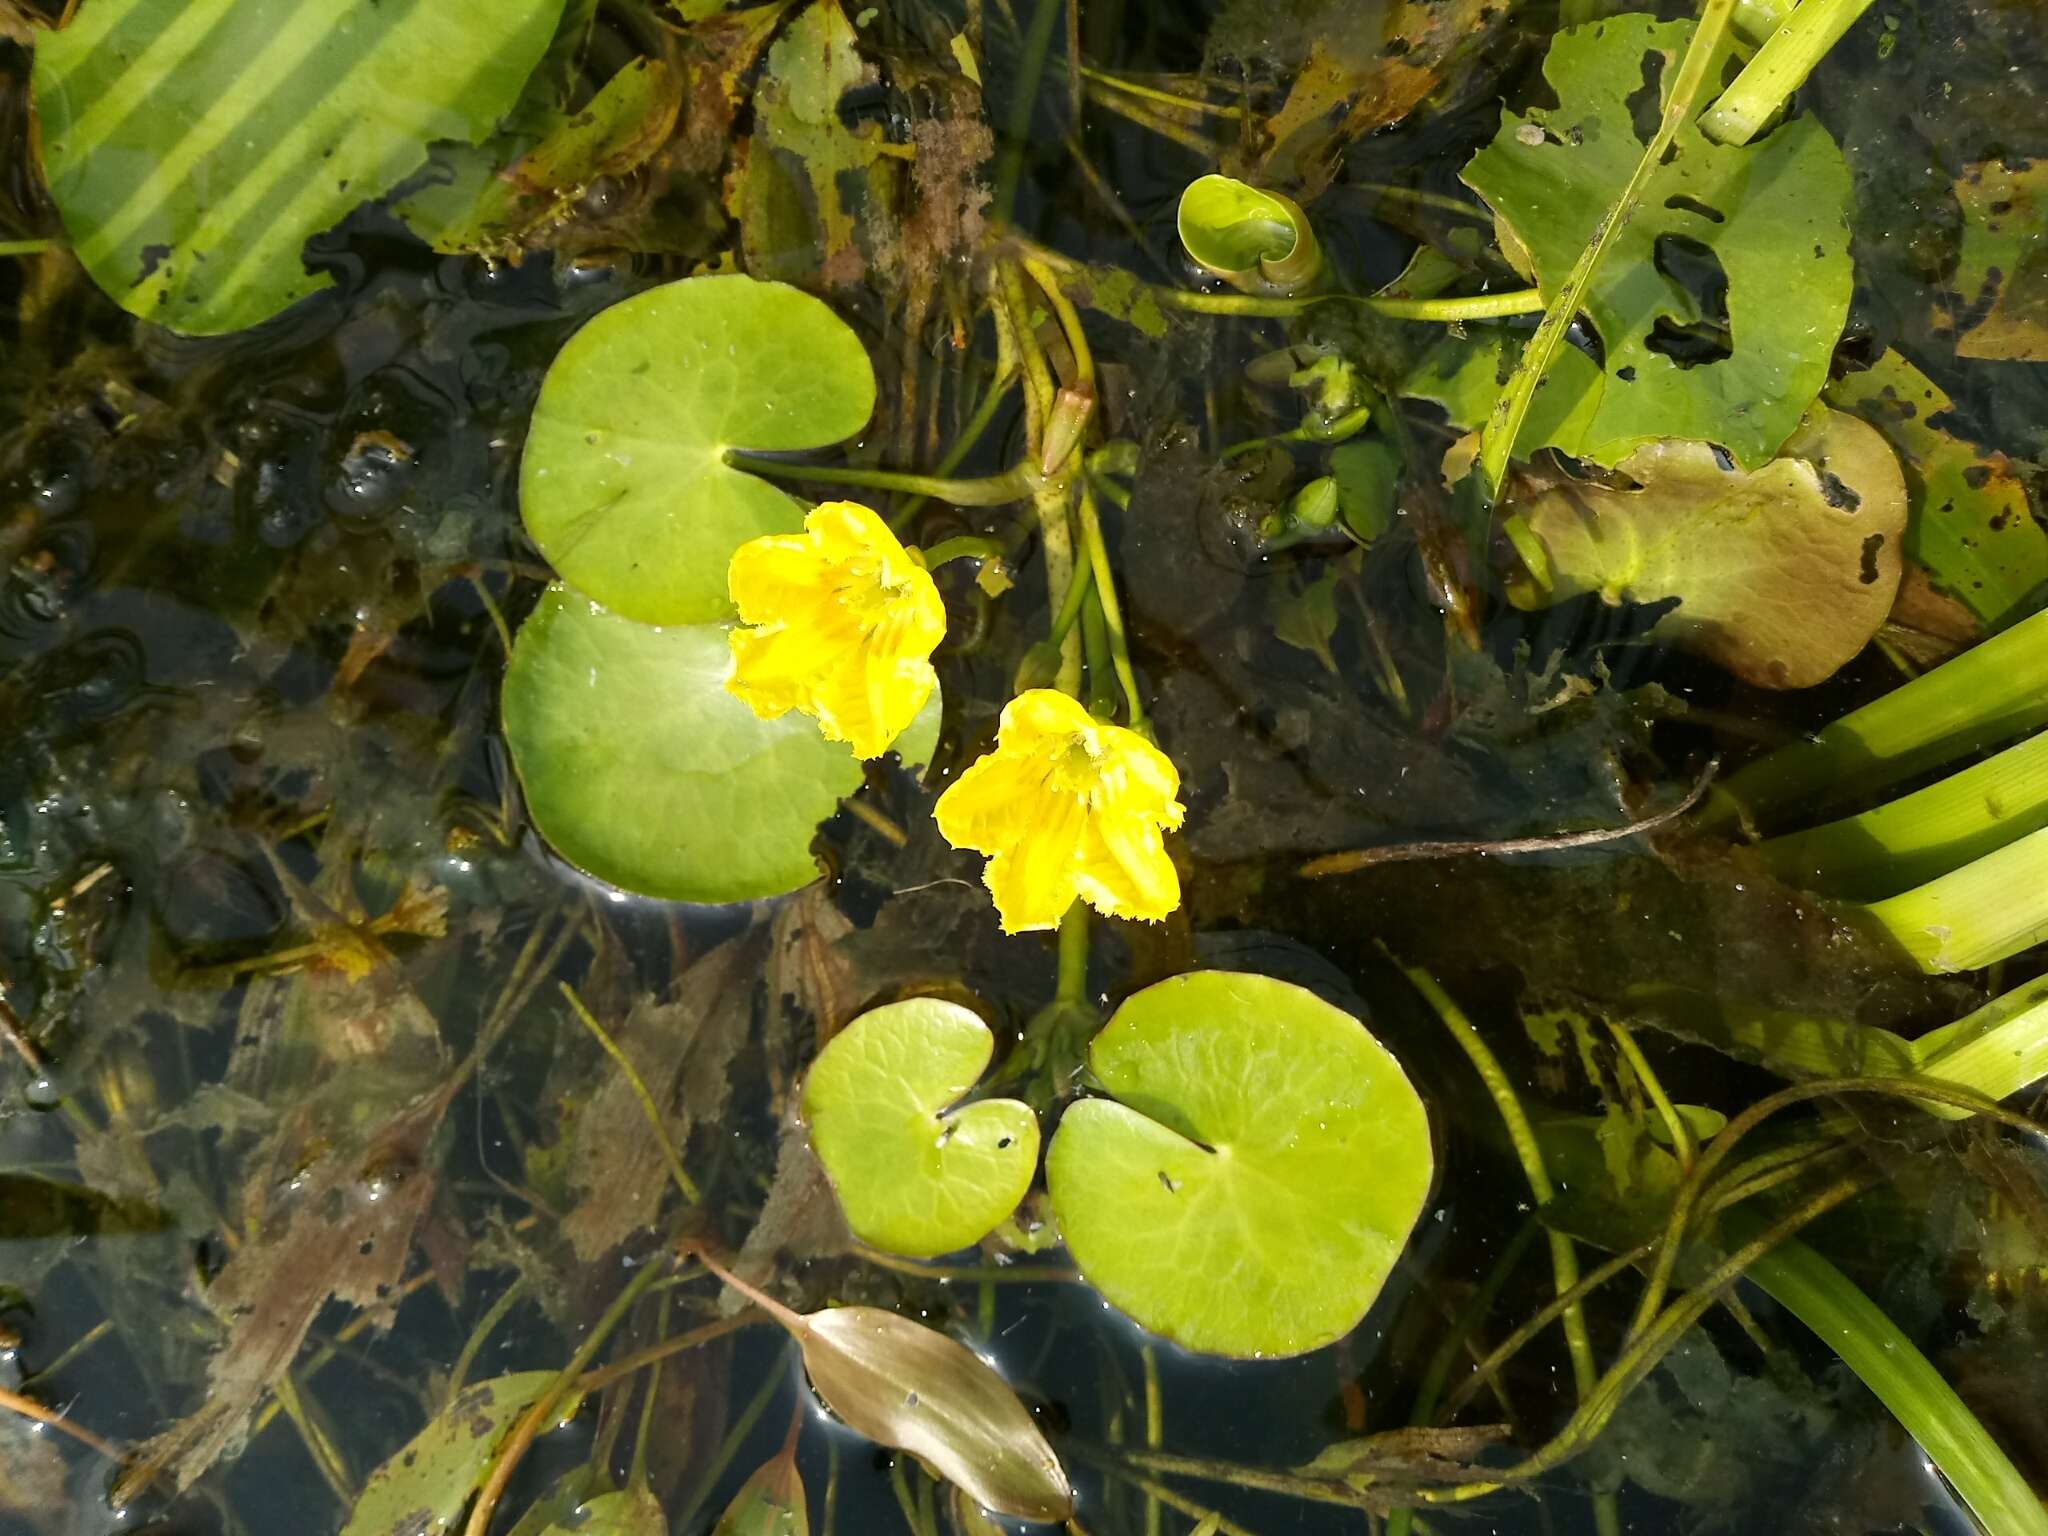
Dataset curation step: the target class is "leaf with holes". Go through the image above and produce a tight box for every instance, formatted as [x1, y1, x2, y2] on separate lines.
[1461, 14, 1853, 469]
[521, 274, 876, 624]
[501, 585, 938, 903]
[32, 0, 566, 334]
[803, 999, 1038, 1258]
[1045, 971, 1433, 1358]
[1502, 408, 1907, 688]
[340, 1372, 557, 1536]
[1828, 350, 2048, 628]
[1952, 158, 2048, 362]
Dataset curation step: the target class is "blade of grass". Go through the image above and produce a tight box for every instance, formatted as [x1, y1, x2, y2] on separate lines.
[1740, 1236, 2048, 1536]
[1700, 0, 1878, 146]
[1703, 606, 2048, 832]
[1754, 726, 2048, 898]
[1858, 827, 2048, 974]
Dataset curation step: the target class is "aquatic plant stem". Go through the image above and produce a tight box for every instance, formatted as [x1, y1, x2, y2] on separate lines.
[727, 452, 1036, 508]
[0, 238, 60, 256]
[1388, 958, 1607, 1521]
[0, 1384, 120, 1460]
[994, 0, 1067, 224]
[892, 371, 1020, 527]
[1608, 1022, 1696, 1171]
[1149, 287, 1543, 321]
[462, 1257, 672, 1536]
[446, 1275, 527, 1402]
[1701, 0, 1876, 145]
[1057, 901, 1089, 1007]
[560, 982, 700, 1203]
[1075, 65, 1241, 120]
[676, 1348, 788, 1530]
[1477, 0, 1737, 496]
[1075, 484, 1144, 727]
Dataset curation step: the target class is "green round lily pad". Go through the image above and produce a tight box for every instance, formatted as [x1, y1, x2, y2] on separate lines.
[803, 999, 1038, 1258]
[521, 273, 877, 624]
[1046, 971, 1433, 1358]
[501, 584, 937, 904]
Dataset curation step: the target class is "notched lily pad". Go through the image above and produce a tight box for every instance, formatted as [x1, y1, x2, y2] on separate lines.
[803, 999, 1039, 1258]
[1502, 408, 1907, 689]
[1461, 15, 1854, 469]
[501, 585, 938, 904]
[521, 274, 877, 624]
[1045, 970, 1434, 1358]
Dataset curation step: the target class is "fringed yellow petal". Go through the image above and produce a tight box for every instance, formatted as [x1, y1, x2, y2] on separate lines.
[935, 688, 1187, 931]
[723, 500, 946, 759]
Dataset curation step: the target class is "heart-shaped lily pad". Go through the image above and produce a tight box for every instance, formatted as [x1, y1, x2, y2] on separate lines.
[501, 584, 937, 904]
[803, 999, 1038, 1258]
[1045, 971, 1433, 1358]
[521, 274, 877, 625]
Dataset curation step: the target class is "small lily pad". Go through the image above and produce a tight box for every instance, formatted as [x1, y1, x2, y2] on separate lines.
[1177, 174, 1321, 292]
[1045, 971, 1433, 1358]
[521, 274, 877, 624]
[803, 999, 1038, 1258]
[501, 585, 937, 904]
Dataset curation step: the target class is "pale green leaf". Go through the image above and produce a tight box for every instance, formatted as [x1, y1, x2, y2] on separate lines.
[341, 1372, 556, 1536]
[803, 999, 1038, 1258]
[32, 0, 566, 334]
[1176, 174, 1320, 291]
[1460, 15, 1853, 468]
[541, 1488, 666, 1535]
[521, 274, 876, 624]
[1951, 157, 2048, 362]
[1503, 409, 1906, 689]
[501, 585, 938, 904]
[1045, 971, 1433, 1358]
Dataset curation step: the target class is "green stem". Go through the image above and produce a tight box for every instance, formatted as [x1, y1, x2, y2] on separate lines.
[1081, 589, 1117, 718]
[994, 0, 1067, 224]
[1149, 287, 1543, 321]
[892, 370, 1020, 527]
[676, 1350, 788, 1531]
[1741, 1237, 2048, 1536]
[1056, 901, 1089, 1006]
[560, 983, 699, 1203]
[1856, 827, 2048, 975]
[1701, 0, 1877, 145]
[1478, 0, 1737, 495]
[1075, 65, 1241, 120]
[1075, 483, 1144, 728]
[728, 451, 1035, 508]
[446, 1276, 527, 1402]
[1045, 548, 1096, 653]
[0, 239, 61, 257]
[920, 535, 1007, 569]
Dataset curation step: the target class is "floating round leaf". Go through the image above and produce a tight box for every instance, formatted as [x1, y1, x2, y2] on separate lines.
[1176, 174, 1322, 293]
[804, 999, 1039, 1258]
[501, 584, 938, 904]
[521, 274, 877, 624]
[32, 0, 566, 334]
[1046, 971, 1433, 1358]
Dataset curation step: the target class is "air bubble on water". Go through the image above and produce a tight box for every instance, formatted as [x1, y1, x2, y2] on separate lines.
[23, 1074, 63, 1112]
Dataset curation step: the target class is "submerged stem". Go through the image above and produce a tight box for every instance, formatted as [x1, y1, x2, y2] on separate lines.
[560, 983, 699, 1204]
[728, 451, 1035, 508]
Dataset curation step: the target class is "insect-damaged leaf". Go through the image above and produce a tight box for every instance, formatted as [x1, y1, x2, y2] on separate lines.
[1460, 15, 1854, 469]
[1502, 409, 1907, 689]
[798, 1307, 1072, 1522]
[340, 1372, 557, 1536]
[1951, 158, 2048, 362]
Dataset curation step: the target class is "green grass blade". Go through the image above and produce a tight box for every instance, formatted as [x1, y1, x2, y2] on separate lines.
[1859, 828, 2048, 974]
[1704, 606, 2048, 831]
[1743, 1238, 2048, 1536]
[1909, 973, 2048, 1117]
[1754, 727, 2048, 898]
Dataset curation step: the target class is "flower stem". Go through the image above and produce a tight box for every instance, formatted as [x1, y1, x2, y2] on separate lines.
[1056, 901, 1089, 1005]
[1076, 482, 1145, 728]
[1701, 0, 1876, 146]
[0, 238, 61, 257]
[920, 534, 1008, 569]
[727, 451, 1034, 508]
[891, 370, 1020, 527]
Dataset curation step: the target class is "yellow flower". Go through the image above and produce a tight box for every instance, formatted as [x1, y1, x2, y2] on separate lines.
[935, 689, 1185, 933]
[727, 501, 946, 759]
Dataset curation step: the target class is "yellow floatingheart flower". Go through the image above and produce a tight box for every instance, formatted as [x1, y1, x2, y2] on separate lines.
[935, 689, 1185, 933]
[726, 500, 946, 759]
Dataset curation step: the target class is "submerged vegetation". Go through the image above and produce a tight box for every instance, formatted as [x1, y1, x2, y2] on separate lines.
[3, 0, 2048, 1533]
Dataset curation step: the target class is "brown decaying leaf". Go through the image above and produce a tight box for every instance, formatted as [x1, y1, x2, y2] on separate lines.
[673, 2, 794, 178]
[562, 928, 767, 1261]
[1295, 1424, 1510, 1491]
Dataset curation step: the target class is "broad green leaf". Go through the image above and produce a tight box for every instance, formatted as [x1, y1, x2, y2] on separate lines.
[541, 1488, 666, 1535]
[341, 1371, 556, 1536]
[1952, 158, 2048, 362]
[32, 0, 566, 335]
[1460, 15, 1853, 469]
[1329, 437, 1400, 545]
[520, 274, 876, 624]
[803, 999, 1038, 1258]
[1828, 350, 2048, 628]
[798, 1306, 1072, 1521]
[1176, 175, 1320, 292]
[501, 585, 938, 904]
[1045, 971, 1433, 1358]
[1503, 409, 1907, 689]
[399, 56, 681, 255]
[713, 1436, 808, 1536]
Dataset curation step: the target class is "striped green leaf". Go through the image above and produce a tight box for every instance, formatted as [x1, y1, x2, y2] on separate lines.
[31, 0, 567, 335]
